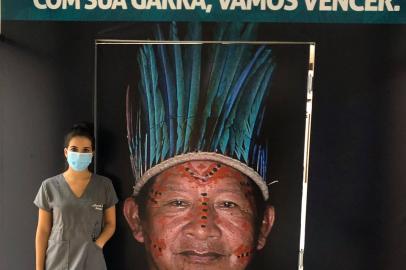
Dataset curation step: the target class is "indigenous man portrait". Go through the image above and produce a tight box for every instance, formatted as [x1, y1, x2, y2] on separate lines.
[123, 22, 277, 270]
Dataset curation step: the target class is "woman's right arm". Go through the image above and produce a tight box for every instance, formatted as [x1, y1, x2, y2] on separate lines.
[35, 208, 52, 270]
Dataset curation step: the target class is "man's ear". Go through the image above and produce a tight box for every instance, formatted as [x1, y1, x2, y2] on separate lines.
[123, 197, 145, 243]
[256, 205, 275, 250]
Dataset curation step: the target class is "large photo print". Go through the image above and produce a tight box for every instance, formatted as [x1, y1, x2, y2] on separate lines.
[95, 22, 314, 270]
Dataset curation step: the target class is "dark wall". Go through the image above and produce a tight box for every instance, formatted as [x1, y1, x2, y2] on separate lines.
[0, 22, 405, 270]
[0, 22, 96, 269]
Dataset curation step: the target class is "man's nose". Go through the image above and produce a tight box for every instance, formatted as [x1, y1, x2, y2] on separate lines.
[183, 203, 222, 240]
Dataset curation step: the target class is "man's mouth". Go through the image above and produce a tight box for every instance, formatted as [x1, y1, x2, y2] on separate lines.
[179, 250, 225, 264]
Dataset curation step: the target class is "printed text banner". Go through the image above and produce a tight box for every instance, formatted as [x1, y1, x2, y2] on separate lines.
[2, 0, 405, 23]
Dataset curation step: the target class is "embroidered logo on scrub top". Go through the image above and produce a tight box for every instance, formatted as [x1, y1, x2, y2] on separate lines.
[91, 203, 104, 211]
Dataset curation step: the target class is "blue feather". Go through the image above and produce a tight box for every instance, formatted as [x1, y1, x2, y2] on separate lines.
[236, 53, 273, 161]
[262, 147, 267, 178]
[136, 110, 142, 178]
[226, 48, 272, 158]
[259, 147, 263, 177]
[138, 47, 156, 166]
[211, 46, 266, 152]
[228, 24, 257, 88]
[131, 23, 275, 183]
[161, 123, 169, 161]
[219, 128, 229, 153]
[170, 22, 187, 155]
[143, 44, 167, 165]
[183, 23, 202, 152]
[197, 25, 228, 149]
[215, 44, 260, 152]
[264, 142, 269, 178]
[242, 60, 275, 162]
[155, 24, 176, 157]
[201, 25, 257, 151]
[144, 46, 158, 165]
[126, 86, 136, 177]
[255, 107, 266, 138]
[251, 143, 258, 168]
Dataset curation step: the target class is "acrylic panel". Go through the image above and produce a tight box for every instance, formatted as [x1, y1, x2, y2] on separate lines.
[94, 23, 315, 270]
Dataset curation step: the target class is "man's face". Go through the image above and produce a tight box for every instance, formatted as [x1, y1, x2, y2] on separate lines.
[125, 161, 274, 270]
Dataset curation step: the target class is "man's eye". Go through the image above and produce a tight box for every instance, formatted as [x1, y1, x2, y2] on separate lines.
[168, 200, 189, 207]
[219, 201, 238, 208]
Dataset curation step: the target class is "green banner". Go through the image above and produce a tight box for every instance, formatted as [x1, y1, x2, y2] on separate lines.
[2, 0, 405, 23]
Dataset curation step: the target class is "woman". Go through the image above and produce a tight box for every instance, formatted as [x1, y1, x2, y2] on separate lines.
[34, 123, 118, 270]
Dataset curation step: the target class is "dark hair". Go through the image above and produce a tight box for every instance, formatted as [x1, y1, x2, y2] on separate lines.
[64, 122, 95, 150]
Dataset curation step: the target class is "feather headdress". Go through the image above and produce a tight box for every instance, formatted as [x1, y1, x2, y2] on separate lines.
[126, 22, 275, 200]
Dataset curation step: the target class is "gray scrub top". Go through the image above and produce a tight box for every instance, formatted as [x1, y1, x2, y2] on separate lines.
[34, 173, 118, 270]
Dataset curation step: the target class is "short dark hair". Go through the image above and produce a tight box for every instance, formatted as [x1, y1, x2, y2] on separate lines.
[64, 122, 95, 150]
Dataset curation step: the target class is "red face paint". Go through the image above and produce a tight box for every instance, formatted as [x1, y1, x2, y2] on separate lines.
[198, 192, 209, 228]
[147, 180, 167, 207]
[233, 244, 254, 265]
[142, 161, 259, 270]
[150, 238, 167, 257]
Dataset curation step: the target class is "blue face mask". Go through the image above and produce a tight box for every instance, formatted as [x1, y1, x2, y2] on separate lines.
[67, 151, 93, 172]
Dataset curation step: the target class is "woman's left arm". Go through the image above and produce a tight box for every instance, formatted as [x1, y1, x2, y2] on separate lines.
[94, 206, 116, 248]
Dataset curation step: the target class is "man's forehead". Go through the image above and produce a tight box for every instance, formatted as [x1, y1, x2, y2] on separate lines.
[154, 161, 252, 188]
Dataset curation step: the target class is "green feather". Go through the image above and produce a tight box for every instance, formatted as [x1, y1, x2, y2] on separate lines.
[183, 23, 202, 152]
[142, 44, 166, 165]
[159, 91, 170, 161]
[242, 62, 275, 161]
[241, 59, 275, 162]
[197, 25, 228, 149]
[138, 47, 156, 166]
[232, 50, 273, 161]
[204, 24, 258, 151]
[170, 23, 187, 155]
[211, 46, 267, 152]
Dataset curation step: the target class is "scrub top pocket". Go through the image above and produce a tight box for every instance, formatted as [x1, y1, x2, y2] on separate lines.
[84, 241, 107, 270]
[46, 240, 69, 270]
[92, 241, 103, 251]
